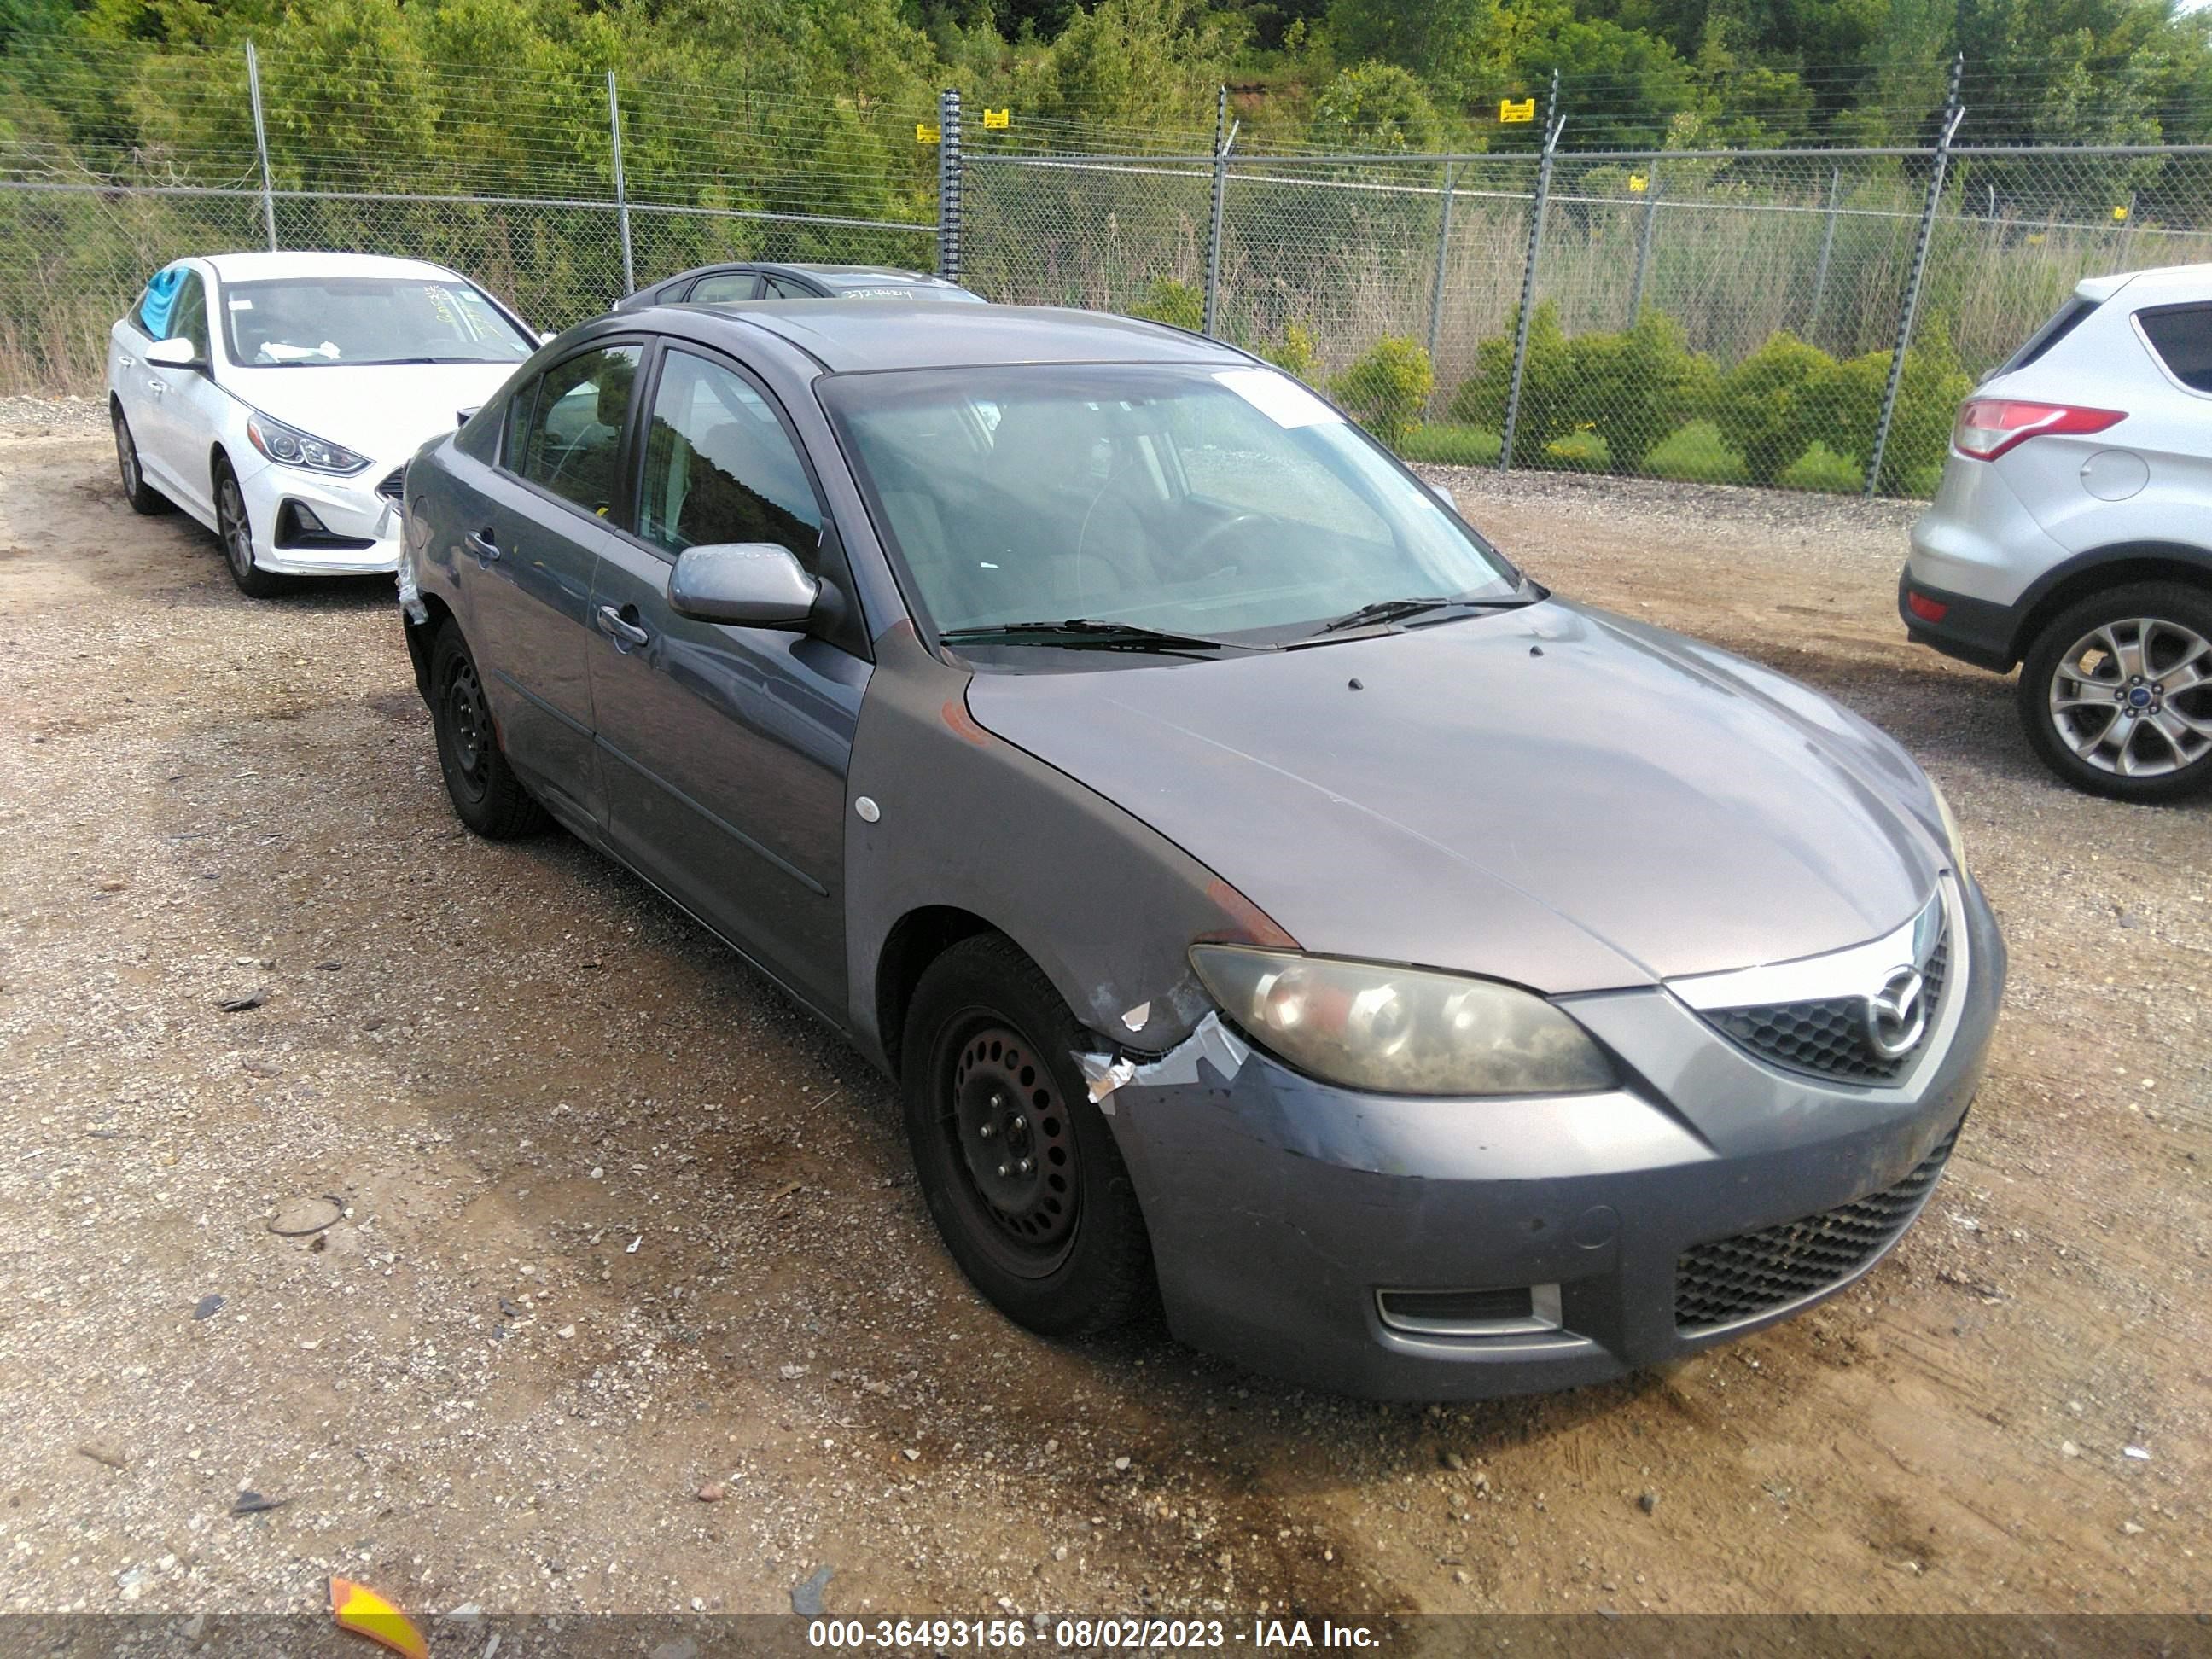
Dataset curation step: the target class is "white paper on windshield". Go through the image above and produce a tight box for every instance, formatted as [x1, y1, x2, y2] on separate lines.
[1214, 368, 1342, 429]
[228, 298, 253, 310]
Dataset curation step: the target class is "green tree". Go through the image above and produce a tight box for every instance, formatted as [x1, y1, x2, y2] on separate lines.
[1332, 335, 1433, 445]
[1712, 331, 1831, 485]
[1307, 62, 1443, 151]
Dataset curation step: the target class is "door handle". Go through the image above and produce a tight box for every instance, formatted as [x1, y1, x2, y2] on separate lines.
[597, 603, 650, 651]
[148, 379, 166, 398]
[464, 529, 500, 567]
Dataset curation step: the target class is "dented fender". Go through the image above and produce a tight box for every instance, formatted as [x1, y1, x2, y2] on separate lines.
[843, 624, 1290, 1068]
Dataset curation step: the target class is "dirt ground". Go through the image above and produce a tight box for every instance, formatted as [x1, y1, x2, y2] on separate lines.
[0, 422, 2205, 1622]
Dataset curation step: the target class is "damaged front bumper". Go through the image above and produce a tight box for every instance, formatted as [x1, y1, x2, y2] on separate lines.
[1090, 881, 2004, 1401]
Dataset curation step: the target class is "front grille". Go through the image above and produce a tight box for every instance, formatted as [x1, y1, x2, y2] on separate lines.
[1674, 1121, 1960, 1331]
[1708, 928, 1949, 1085]
[375, 466, 405, 504]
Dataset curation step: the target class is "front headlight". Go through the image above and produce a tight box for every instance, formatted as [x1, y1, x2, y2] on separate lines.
[1189, 946, 1616, 1097]
[246, 410, 370, 475]
[1929, 780, 1967, 870]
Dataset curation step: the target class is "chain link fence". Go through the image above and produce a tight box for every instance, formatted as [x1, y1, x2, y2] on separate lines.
[9, 34, 2212, 498]
[963, 135, 2212, 495]
[0, 40, 940, 397]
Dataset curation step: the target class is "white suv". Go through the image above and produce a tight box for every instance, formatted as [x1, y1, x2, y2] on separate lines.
[1901, 262, 2212, 801]
[107, 251, 539, 597]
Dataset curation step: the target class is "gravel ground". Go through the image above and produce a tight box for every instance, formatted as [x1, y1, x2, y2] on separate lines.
[0, 434, 2205, 1622]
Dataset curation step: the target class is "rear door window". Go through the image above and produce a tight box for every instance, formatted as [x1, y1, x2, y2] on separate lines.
[689, 271, 763, 303]
[507, 344, 643, 519]
[2136, 304, 2212, 393]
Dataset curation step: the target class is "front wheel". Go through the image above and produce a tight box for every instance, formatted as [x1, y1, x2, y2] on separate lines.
[2018, 582, 2212, 802]
[428, 625, 547, 839]
[112, 405, 172, 515]
[901, 934, 1154, 1340]
[214, 458, 282, 599]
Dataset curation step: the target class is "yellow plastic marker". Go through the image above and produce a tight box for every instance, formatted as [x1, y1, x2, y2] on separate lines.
[917, 123, 940, 143]
[329, 1577, 429, 1659]
[2112, 204, 2129, 222]
[1628, 173, 1648, 193]
[982, 108, 1010, 129]
[1499, 97, 1536, 124]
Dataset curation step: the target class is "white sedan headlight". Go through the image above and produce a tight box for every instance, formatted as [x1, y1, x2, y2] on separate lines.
[247, 410, 370, 475]
[1190, 946, 1616, 1097]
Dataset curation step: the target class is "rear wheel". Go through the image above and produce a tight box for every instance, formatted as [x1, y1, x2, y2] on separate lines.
[429, 625, 547, 838]
[214, 457, 282, 599]
[901, 934, 1153, 1340]
[2019, 582, 2212, 801]
[111, 405, 172, 515]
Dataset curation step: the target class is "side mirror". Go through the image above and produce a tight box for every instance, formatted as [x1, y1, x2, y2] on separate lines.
[668, 543, 820, 629]
[144, 336, 205, 371]
[1428, 480, 1461, 515]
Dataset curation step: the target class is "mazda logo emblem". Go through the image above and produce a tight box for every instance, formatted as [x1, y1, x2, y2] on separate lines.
[1863, 965, 1927, 1061]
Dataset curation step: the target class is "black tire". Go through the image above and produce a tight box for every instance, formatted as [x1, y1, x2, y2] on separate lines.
[2017, 581, 2212, 803]
[110, 403, 172, 515]
[213, 456, 282, 599]
[901, 934, 1154, 1340]
[428, 624, 548, 839]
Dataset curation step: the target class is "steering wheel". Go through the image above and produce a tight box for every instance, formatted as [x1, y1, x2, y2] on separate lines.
[1181, 511, 1269, 579]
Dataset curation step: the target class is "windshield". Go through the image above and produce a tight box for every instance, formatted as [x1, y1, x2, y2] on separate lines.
[221, 276, 534, 367]
[822, 364, 1522, 647]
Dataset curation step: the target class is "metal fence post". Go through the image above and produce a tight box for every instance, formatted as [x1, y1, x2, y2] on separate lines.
[1499, 73, 1563, 474]
[1866, 56, 1963, 496]
[937, 89, 963, 281]
[1202, 85, 1234, 338]
[607, 72, 635, 296]
[1807, 166, 1841, 337]
[1627, 160, 1660, 324]
[1423, 160, 1458, 408]
[245, 42, 276, 252]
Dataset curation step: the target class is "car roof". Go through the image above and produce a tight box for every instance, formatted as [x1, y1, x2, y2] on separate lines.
[649, 261, 958, 290]
[197, 250, 468, 285]
[666, 301, 1247, 373]
[2076, 262, 2212, 306]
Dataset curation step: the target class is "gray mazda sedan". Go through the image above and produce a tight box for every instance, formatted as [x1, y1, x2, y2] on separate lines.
[397, 302, 2004, 1400]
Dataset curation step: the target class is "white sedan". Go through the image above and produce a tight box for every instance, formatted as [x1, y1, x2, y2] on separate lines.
[107, 251, 540, 597]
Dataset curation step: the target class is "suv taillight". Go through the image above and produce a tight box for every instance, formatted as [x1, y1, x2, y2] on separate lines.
[1953, 398, 2125, 461]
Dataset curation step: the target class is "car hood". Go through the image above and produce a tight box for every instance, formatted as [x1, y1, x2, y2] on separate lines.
[221, 362, 520, 464]
[963, 599, 1944, 991]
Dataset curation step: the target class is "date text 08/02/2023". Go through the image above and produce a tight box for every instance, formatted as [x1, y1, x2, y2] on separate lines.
[806, 1620, 1382, 1650]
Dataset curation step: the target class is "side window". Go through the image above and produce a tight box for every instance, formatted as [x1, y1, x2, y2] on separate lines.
[761, 275, 812, 300]
[136, 266, 185, 338]
[509, 344, 641, 516]
[168, 271, 211, 358]
[2138, 305, 2212, 393]
[637, 348, 824, 567]
[690, 271, 762, 304]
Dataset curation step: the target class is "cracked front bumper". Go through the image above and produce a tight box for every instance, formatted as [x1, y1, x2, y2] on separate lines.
[1103, 876, 2005, 1400]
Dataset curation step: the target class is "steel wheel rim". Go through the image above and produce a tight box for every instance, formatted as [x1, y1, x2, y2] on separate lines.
[114, 413, 137, 496]
[939, 1017, 1079, 1278]
[218, 474, 254, 580]
[442, 657, 492, 797]
[2049, 616, 2212, 778]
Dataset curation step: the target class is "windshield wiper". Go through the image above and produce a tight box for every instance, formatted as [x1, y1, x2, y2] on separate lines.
[1304, 591, 1536, 640]
[940, 618, 1260, 654]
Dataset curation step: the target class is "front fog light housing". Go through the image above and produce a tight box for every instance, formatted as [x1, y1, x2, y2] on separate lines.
[247, 410, 370, 475]
[1190, 946, 1616, 1097]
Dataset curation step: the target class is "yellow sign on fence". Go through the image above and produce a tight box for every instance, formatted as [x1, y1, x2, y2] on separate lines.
[1499, 97, 1536, 124]
[917, 123, 940, 143]
[982, 108, 1010, 129]
[1628, 173, 1648, 193]
[2112, 204, 2130, 222]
